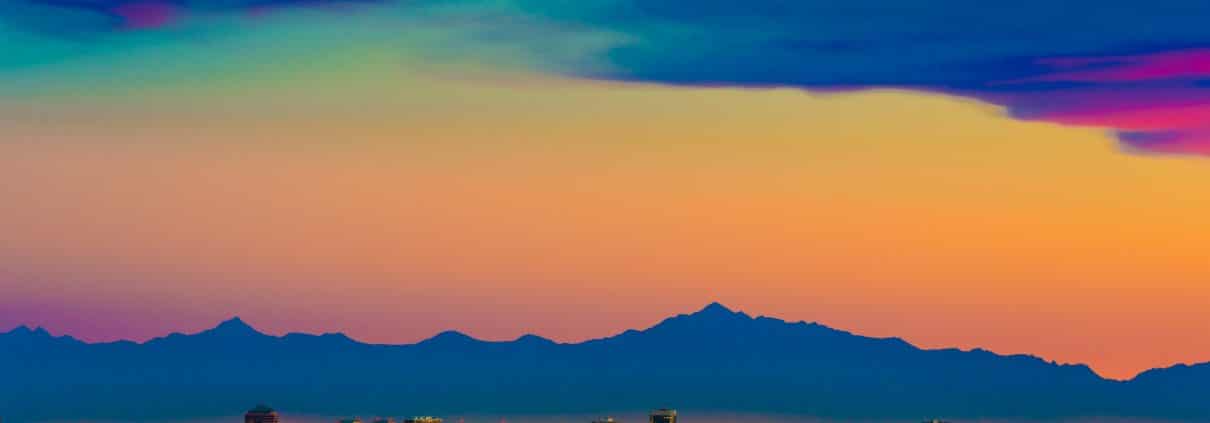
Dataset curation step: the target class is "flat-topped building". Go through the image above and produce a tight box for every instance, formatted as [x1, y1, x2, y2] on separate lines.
[649, 409, 676, 423]
[592, 417, 617, 423]
[244, 405, 281, 423]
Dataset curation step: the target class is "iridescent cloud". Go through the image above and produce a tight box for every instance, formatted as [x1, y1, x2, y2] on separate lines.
[4, 0, 1210, 155]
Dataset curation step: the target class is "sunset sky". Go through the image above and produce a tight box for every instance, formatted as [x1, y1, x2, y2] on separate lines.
[2, 0, 1210, 381]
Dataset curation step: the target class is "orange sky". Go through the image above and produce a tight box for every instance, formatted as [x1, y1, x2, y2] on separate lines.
[2, 63, 1209, 380]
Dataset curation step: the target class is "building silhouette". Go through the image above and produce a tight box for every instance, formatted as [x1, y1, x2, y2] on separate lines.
[245, 405, 281, 423]
[404, 417, 442, 423]
[338, 419, 362, 423]
[592, 418, 617, 423]
[649, 409, 676, 423]
[372, 419, 396, 423]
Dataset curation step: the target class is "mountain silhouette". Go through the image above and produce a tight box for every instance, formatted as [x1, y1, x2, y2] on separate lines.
[1, 303, 1207, 422]
[209, 316, 260, 335]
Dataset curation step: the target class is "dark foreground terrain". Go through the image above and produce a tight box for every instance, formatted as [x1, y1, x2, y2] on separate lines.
[3, 303, 1209, 422]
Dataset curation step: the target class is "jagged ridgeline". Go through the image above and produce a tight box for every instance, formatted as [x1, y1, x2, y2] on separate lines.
[2, 303, 1209, 421]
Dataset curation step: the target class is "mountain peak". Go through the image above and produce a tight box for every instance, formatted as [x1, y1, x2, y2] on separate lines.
[2, 325, 82, 346]
[635, 302, 754, 336]
[421, 330, 479, 345]
[4, 325, 49, 337]
[699, 301, 734, 314]
[206, 316, 263, 336]
[515, 333, 555, 345]
[688, 301, 750, 321]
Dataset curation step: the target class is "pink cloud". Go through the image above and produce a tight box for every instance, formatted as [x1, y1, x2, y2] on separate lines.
[111, 1, 181, 30]
[1016, 49, 1210, 83]
[1041, 103, 1210, 131]
[974, 48, 1210, 155]
[985, 54, 1210, 155]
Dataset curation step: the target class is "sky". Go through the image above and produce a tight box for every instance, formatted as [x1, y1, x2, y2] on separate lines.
[2, 0, 1210, 381]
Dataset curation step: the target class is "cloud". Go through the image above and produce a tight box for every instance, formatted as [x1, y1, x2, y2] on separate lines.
[5, 0, 1210, 155]
[1121, 129, 1210, 155]
[503, 0, 1210, 155]
[1014, 49, 1210, 83]
[2, 0, 380, 33]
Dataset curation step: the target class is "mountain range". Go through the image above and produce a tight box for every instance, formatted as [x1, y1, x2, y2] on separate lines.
[2, 302, 1208, 422]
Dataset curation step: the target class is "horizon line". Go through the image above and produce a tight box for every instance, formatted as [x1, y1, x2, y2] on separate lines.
[3, 301, 1202, 381]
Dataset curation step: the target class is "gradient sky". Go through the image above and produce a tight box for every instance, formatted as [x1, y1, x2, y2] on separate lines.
[2, 0, 1210, 381]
